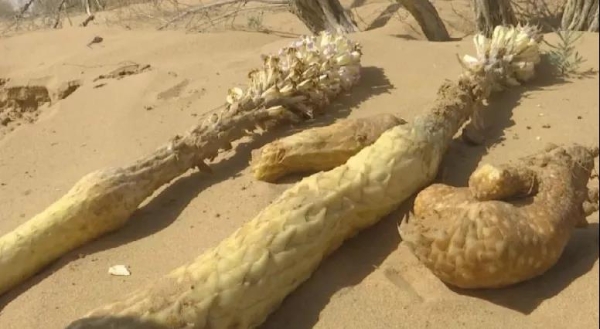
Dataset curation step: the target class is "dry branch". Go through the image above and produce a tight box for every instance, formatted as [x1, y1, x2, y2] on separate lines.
[16, 0, 36, 18]
[561, 0, 599, 32]
[158, 0, 241, 30]
[0, 32, 362, 297]
[400, 144, 599, 288]
[157, 0, 287, 30]
[65, 25, 544, 329]
[81, 13, 95, 26]
[52, 0, 68, 28]
[397, 0, 450, 41]
[472, 0, 516, 37]
[289, 0, 359, 34]
[1, 0, 36, 32]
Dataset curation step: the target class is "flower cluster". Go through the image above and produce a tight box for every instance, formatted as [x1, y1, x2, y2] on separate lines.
[225, 31, 362, 119]
[460, 24, 543, 92]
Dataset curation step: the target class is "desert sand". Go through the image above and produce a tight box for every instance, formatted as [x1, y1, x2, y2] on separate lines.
[0, 1, 598, 328]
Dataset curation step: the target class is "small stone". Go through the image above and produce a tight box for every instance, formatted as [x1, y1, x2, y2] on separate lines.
[542, 124, 551, 129]
[577, 116, 582, 119]
[108, 265, 131, 276]
[526, 126, 532, 130]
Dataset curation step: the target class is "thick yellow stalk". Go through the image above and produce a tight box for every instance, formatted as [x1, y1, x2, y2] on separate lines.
[250, 114, 405, 182]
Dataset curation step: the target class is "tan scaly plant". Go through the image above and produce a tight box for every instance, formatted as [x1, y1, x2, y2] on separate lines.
[399, 144, 598, 288]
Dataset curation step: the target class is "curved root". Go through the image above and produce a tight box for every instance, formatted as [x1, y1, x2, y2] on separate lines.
[399, 144, 598, 289]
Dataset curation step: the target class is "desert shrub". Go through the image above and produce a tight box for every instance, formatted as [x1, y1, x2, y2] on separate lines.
[543, 28, 589, 77]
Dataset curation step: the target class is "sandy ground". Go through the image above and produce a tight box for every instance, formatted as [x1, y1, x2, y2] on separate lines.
[0, 1, 599, 328]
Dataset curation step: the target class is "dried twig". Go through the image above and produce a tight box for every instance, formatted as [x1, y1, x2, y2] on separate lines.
[81, 14, 95, 26]
[397, 0, 451, 41]
[1, 0, 37, 33]
[16, 0, 36, 19]
[53, 0, 69, 28]
[188, 5, 285, 32]
[157, 0, 287, 30]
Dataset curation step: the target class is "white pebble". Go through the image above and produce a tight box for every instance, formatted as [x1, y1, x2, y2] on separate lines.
[108, 265, 131, 276]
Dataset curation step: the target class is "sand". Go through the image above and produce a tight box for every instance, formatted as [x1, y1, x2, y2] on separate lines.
[0, 1, 598, 328]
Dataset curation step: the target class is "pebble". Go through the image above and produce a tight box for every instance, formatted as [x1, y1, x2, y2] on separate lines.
[108, 265, 131, 276]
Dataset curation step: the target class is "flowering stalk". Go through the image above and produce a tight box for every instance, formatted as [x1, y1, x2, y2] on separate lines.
[216, 31, 362, 130]
[245, 25, 545, 182]
[458, 24, 543, 141]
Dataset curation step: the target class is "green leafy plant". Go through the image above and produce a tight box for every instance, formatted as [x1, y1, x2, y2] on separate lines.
[543, 29, 587, 77]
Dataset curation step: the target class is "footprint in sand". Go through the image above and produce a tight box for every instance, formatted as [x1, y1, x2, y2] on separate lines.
[156, 79, 190, 101]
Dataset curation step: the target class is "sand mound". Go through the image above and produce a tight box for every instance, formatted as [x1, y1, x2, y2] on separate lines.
[0, 78, 83, 138]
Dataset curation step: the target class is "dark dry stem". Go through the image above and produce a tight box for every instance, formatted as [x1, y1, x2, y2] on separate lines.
[396, 0, 451, 41]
